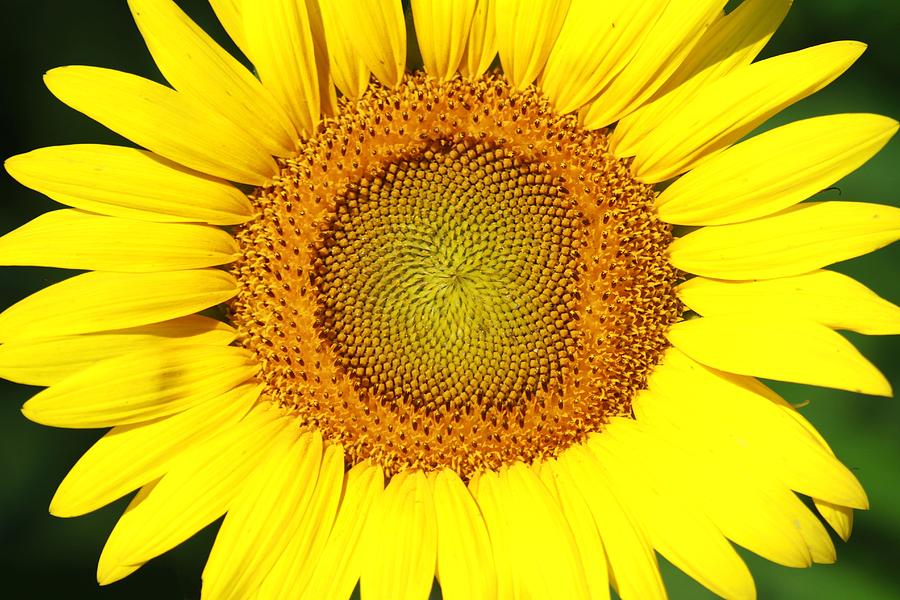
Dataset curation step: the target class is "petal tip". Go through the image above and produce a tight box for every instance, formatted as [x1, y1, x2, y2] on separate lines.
[882, 116, 900, 138]
[834, 39, 868, 58]
[3, 153, 23, 176]
[96, 560, 131, 587]
[867, 378, 893, 398]
[42, 66, 66, 88]
[20, 402, 37, 423]
[48, 495, 74, 519]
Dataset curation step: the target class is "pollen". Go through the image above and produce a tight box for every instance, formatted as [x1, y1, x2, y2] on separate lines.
[229, 73, 681, 478]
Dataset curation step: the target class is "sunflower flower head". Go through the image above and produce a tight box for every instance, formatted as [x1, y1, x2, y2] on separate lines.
[3, 1, 899, 599]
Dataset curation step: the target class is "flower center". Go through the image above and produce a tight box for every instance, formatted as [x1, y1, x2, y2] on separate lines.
[313, 139, 582, 412]
[229, 73, 681, 478]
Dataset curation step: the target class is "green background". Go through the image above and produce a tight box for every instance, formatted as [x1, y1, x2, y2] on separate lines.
[0, 1, 897, 598]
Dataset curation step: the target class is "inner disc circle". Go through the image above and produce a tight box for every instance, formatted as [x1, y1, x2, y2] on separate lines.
[313, 139, 584, 412]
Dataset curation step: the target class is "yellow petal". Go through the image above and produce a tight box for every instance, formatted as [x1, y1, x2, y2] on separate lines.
[360, 471, 437, 600]
[100, 407, 287, 568]
[431, 468, 496, 600]
[631, 41, 865, 182]
[412, 0, 477, 81]
[244, 0, 321, 135]
[633, 395, 815, 567]
[630, 393, 833, 567]
[815, 499, 854, 542]
[202, 431, 324, 600]
[4, 145, 252, 225]
[362, 471, 438, 600]
[301, 461, 384, 600]
[541, 0, 667, 115]
[590, 423, 756, 600]
[668, 315, 891, 396]
[558, 445, 667, 600]
[317, 0, 371, 99]
[303, 0, 340, 116]
[539, 460, 611, 600]
[128, 0, 297, 156]
[679, 270, 900, 335]
[208, 0, 249, 58]
[612, 0, 791, 156]
[581, 0, 724, 130]
[337, 0, 406, 88]
[656, 114, 899, 225]
[642, 349, 871, 508]
[44, 66, 276, 185]
[22, 343, 257, 428]
[0, 269, 236, 342]
[97, 480, 157, 585]
[494, 0, 571, 89]
[50, 383, 261, 517]
[469, 471, 517, 599]
[257, 444, 346, 598]
[459, 0, 497, 79]
[0, 210, 238, 272]
[498, 463, 590, 600]
[776, 403, 858, 544]
[669, 201, 900, 280]
[0, 316, 235, 386]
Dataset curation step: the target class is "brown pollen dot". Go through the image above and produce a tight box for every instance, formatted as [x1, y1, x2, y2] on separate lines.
[228, 73, 681, 478]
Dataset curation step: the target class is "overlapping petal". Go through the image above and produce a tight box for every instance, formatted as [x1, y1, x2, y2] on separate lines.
[495, 0, 571, 89]
[360, 471, 438, 600]
[668, 315, 891, 396]
[538, 460, 611, 600]
[4, 145, 252, 224]
[98, 407, 287, 575]
[0, 270, 237, 342]
[459, 0, 497, 79]
[333, 0, 407, 88]
[257, 444, 346, 598]
[590, 423, 756, 600]
[299, 462, 384, 599]
[21, 343, 258, 428]
[202, 431, 324, 600]
[558, 446, 667, 600]
[670, 202, 900, 280]
[630, 41, 865, 181]
[317, 0, 371, 99]
[582, 0, 725, 130]
[611, 0, 791, 155]
[50, 383, 261, 517]
[243, 0, 322, 134]
[655, 114, 898, 225]
[640, 349, 871, 508]
[542, 0, 666, 115]
[431, 469, 497, 600]
[128, 0, 297, 156]
[0, 316, 235, 386]
[412, 0, 477, 81]
[678, 270, 900, 335]
[0, 209, 239, 272]
[44, 67, 277, 185]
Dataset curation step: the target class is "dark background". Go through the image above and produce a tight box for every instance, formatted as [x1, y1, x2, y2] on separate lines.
[0, 1, 897, 598]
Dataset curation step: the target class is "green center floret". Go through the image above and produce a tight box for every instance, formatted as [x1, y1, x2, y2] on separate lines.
[314, 139, 584, 411]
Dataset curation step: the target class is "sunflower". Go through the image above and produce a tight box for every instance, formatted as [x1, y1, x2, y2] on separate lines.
[2, 0, 898, 598]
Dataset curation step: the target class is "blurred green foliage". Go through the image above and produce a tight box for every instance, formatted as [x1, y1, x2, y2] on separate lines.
[0, 1, 897, 598]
